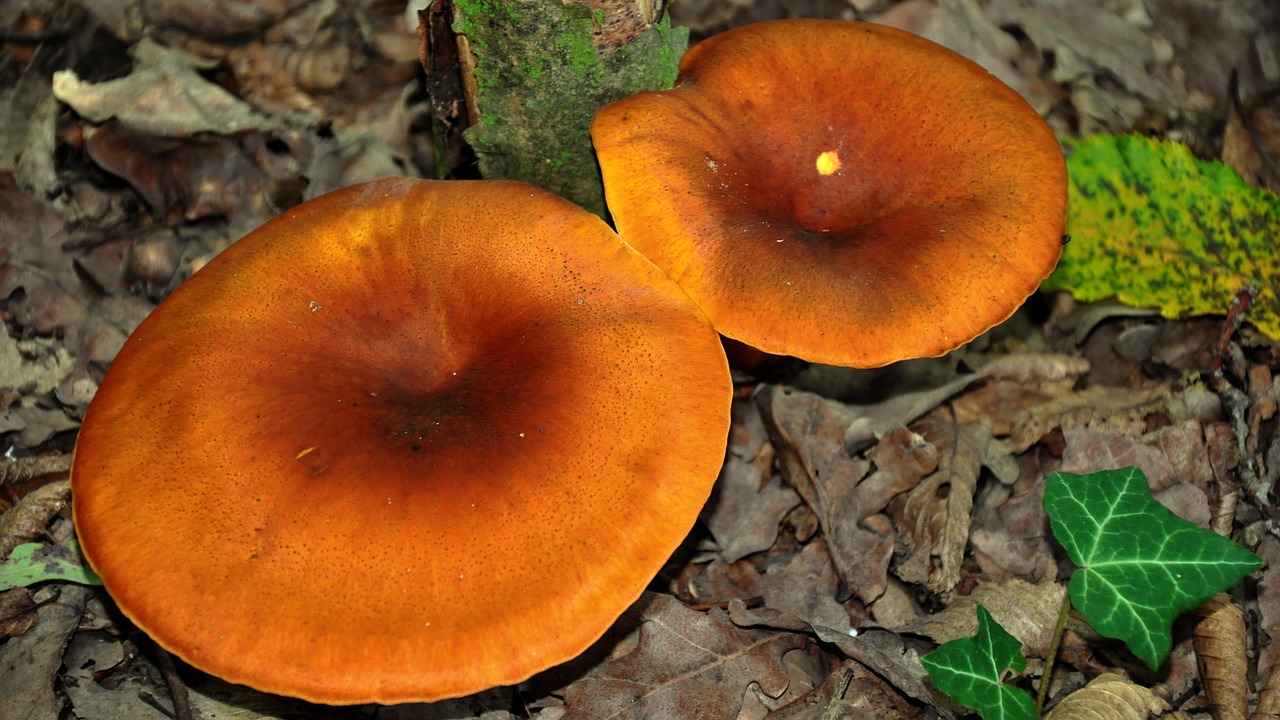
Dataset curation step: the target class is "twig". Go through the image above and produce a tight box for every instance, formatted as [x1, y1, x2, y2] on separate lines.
[151, 642, 194, 720]
[1211, 286, 1255, 375]
[822, 668, 855, 720]
[1037, 588, 1073, 716]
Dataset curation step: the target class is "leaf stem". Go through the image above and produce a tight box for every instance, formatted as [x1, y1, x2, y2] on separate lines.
[1037, 588, 1072, 716]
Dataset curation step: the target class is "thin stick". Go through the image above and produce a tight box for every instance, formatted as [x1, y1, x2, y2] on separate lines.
[1037, 588, 1073, 716]
[152, 643, 194, 720]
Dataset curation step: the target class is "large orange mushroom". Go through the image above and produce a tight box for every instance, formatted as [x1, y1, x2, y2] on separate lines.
[592, 19, 1069, 368]
[71, 178, 732, 704]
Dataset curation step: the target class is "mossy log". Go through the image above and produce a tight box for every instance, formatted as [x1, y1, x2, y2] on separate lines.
[423, 0, 687, 216]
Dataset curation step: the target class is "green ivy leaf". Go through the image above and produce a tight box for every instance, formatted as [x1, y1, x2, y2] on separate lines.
[1044, 467, 1263, 669]
[1043, 133, 1280, 339]
[921, 605, 1036, 720]
[0, 539, 102, 591]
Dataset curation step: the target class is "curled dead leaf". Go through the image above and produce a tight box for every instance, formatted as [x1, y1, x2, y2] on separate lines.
[0, 480, 71, 560]
[889, 410, 990, 595]
[1192, 593, 1248, 720]
[899, 579, 1067, 658]
[1044, 673, 1168, 720]
[53, 39, 280, 137]
[979, 352, 1092, 383]
[0, 453, 71, 488]
[1005, 382, 1178, 453]
[225, 43, 324, 116]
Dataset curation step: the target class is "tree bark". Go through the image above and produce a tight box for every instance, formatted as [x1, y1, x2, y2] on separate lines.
[422, 0, 687, 216]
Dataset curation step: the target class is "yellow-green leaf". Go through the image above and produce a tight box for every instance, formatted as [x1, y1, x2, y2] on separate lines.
[0, 539, 102, 591]
[1044, 133, 1280, 339]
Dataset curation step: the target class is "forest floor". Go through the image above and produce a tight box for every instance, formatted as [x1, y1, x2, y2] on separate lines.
[1, 0, 1279, 719]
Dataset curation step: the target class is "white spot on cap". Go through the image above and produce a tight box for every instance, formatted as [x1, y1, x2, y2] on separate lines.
[816, 150, 841, 176]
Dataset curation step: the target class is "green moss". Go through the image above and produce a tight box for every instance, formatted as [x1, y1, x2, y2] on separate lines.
[555, 28, 603, 82]
[452, 0, 688, 216]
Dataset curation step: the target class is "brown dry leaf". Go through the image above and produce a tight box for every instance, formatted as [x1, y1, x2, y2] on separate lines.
[741, 643, 829, 719]
[759, 386, 880, 601]
[841, 373, 984, 453]
[1255, 649, 1280, 720]
[822, 627, 957, 719]
[702, 457, 802, 563]
[1223, 89, 1280, 192]
[1192, 594, 1248, 720]
[899, 579, 1066, 658]
[952, 352, 1090, 437]
[874, 0, 1044, 111]
[0, 588, 38, 640]
[758, 387, 872, 498]
[683, 557, 765, 609]
[1145, 0, 1280, 112]
[889, 409, 990, 595]
[762, 387, 940, 603]
[837, 516, 896, 606]
[61, 630, 124, 684]
[62, 663, 172, 720]
[752, 539, 851, 636]
[870, 578, 921, 631]
[1004, 382, 1177, 453]
[952, 380, 1060, 438]
[763, 659, 926, 720]
[1146, 419, 1239, 495]
[0, 330, 81, 448]
[0, 480, 70, 560]
[728, 396, 771, 463]
[0, 585, 89, 720]
[53, 38, 280, 137]
[1044, 673, 1168, 720]
[979, 353, 1093, 383]
[1059, 426, 1216, 528]
[0, 46, 59, 199]
[1059, 417, 1218, 489]
[82, 121, 285, 232]
[968, 462, 1059, 580]
[1051, 299, 1164, 348]
[728, 599, 814, 635]
[132, 0, 311, 38]
[984, 0, 1173, 100]
[1248, 366, 1279, 463]
[860, 428, 939, 521]
[263, 39, 351, 93]
[556, 593, 811, 720]
[0, 172, 154, 379]
[0, 329, 75, 397]
[225, 42, 325, 117]
[1256, 533, 1280, 691]
[693, 540, 852, 637]
[1, 404, 81, 450]
[65, 655, 304, 720]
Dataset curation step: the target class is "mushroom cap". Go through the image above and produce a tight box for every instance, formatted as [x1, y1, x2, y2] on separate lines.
[591, 19, 1068, 368]
[71, 178, 732, 705]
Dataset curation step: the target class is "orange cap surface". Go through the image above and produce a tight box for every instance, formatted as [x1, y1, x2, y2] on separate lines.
[592, 19, 1068, 367]
[71, 178, 732, 704]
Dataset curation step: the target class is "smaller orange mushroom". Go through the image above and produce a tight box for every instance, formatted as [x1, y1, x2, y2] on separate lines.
[592, 19, 1069, 368]
[71, 178, 732, 704]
